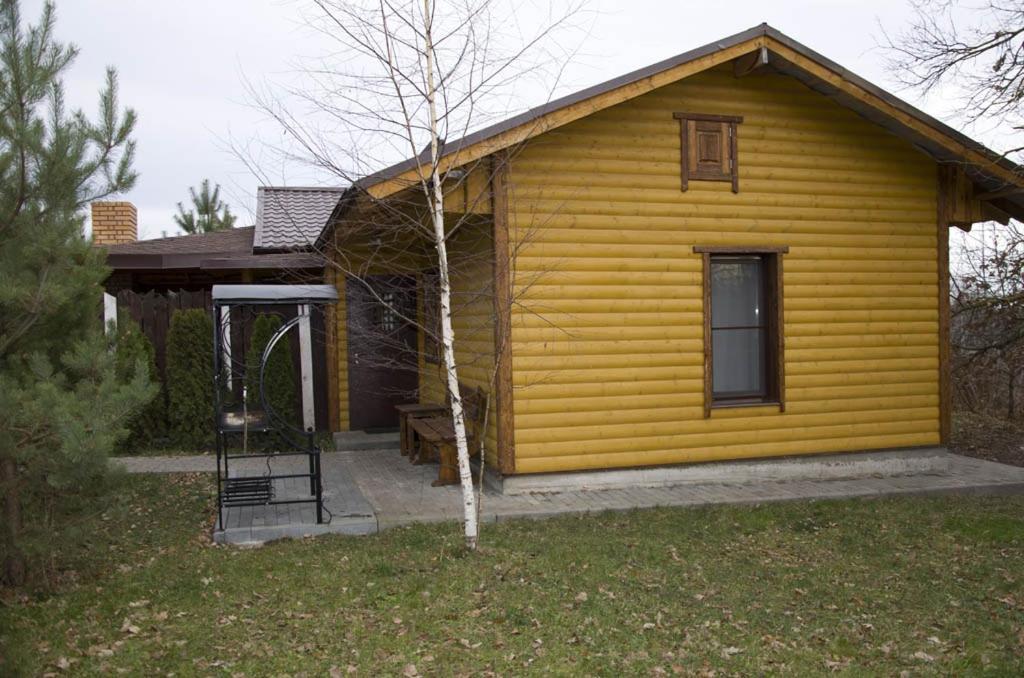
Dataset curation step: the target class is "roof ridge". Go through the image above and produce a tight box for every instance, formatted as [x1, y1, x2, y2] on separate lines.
[120, 225, 253, 245]
[259, 185, 346, 192]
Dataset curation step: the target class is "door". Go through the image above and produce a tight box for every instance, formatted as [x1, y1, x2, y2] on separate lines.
[346, 275, 419, 430]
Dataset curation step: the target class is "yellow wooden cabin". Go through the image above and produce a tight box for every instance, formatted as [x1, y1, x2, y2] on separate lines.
[317, 24, 1024, 481]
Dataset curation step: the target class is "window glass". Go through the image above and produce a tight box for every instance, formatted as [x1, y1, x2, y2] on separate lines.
[710, 256, 767, 400]
[711, 258, 762, 328]
[712, 327, 764, 396]
[377, 291, 399, 333]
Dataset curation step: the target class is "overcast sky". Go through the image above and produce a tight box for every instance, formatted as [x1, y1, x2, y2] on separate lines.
[27, 0, 998, 240]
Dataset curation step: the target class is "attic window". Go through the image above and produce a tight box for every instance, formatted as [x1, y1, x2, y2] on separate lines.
[673, 113, 743, 193]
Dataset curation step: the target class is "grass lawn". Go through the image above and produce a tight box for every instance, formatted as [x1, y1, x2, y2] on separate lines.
[3, 475, 1024, 676]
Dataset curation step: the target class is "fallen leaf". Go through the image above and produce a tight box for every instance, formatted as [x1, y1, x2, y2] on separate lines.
[912, 651, 935, 662]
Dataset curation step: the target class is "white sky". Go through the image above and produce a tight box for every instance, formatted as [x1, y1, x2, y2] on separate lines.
[27, 0, 1007, 240]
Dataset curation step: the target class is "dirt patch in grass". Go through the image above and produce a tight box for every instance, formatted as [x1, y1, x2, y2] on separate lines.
[952, 411, 1024, 467]
[3, 474, 1024, 675]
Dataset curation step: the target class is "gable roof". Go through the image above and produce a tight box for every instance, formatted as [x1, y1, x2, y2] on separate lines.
[321, 22, 1024, 238]
[254, 186, 346, 251]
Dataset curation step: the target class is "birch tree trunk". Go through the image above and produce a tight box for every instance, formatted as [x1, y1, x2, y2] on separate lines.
[423, 0, 478, 549]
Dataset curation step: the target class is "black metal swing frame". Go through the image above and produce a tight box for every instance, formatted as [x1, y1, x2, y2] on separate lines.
[211, 284, 338, 531]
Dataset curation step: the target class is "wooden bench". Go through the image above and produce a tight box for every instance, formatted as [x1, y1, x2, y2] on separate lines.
[396, 402, 446, 458]
[408, 385, 488, 486]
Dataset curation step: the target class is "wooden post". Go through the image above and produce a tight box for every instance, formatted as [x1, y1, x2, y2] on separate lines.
[324, 268, 340, 432]
[937, 167, 952, 445]
[700, 252, 712, 419]
[298, 304, 316, 432]
[491, 153, 515, 475]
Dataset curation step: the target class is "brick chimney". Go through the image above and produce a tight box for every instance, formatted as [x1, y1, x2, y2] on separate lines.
[91, 201, 137, 246]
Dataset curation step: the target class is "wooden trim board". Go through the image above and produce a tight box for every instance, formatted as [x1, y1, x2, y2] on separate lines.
[936, 167, 952, 445]
[491, 153, 516, 474]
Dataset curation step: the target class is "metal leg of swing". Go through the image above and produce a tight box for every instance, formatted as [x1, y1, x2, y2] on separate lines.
[314, 450, 324, 524]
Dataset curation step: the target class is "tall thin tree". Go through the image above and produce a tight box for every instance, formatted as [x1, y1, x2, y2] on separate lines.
[247, 0, 583, 549]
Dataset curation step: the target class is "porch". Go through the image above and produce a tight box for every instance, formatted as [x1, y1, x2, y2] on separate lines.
[198, 440, 1024, 546]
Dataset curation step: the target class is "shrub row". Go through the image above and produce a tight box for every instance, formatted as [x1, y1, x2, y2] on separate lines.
[116, 308, 298, 452]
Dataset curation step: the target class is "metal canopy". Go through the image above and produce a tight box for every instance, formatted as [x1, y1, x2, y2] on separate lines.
[212, 283, 338, 305]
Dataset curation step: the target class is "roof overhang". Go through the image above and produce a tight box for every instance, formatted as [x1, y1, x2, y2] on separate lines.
[106, 252, 324, 272]
[318, 22, 1024, 240]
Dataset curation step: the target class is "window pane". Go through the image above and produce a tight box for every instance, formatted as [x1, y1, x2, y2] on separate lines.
[712, 328, 764, 397]
[711, 258, 762, 328]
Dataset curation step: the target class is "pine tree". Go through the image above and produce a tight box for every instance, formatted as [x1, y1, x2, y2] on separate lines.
[0, 0, 154, 585]
[173, 179, 236, 234]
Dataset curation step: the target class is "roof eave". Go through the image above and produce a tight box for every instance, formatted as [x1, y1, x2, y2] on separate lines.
[317, 22, 1024, 241]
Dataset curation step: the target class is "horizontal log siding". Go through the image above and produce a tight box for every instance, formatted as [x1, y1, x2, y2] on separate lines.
[332, 272, 350, 431]
[507, 65, 940, 474]
[418, 220, 500, 464]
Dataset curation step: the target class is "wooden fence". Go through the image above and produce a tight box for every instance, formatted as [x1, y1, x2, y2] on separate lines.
[116, 289, 212, 381]
[115, 289, 329, 431]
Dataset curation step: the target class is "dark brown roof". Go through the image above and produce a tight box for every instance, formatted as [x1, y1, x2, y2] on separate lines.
[104, 226, 323, 271]
[319, 22, 1024, 241]
[106, 226, 254, 255]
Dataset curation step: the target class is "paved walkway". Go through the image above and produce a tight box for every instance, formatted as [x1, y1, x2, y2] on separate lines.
[348, 448, 1024, 528]
[112, 448, 1024, 545]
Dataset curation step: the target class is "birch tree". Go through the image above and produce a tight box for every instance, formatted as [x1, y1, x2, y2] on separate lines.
[247, 0, 582, 549]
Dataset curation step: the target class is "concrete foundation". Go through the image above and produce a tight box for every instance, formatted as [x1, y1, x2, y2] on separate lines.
[488, 447, 954, 495]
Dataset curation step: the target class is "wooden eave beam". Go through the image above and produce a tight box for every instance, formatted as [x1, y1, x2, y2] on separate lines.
[733, 46, 769, 77]
[981, 200, 1012, 226]
[976, 186, 1024, 201]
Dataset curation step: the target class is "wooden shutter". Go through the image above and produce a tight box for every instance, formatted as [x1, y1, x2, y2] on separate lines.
[690, 120, 730, 180]
[674, 113, 743, 193]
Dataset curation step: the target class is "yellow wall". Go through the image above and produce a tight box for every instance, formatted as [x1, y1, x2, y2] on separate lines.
[507, 65, 940, 474]
[417, 218, 500, 465]
[332, 272, 350, 431]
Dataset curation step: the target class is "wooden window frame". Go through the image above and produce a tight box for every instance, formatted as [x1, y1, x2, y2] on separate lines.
[694, 245, 788, 418]
[674, 113, 743, 193]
